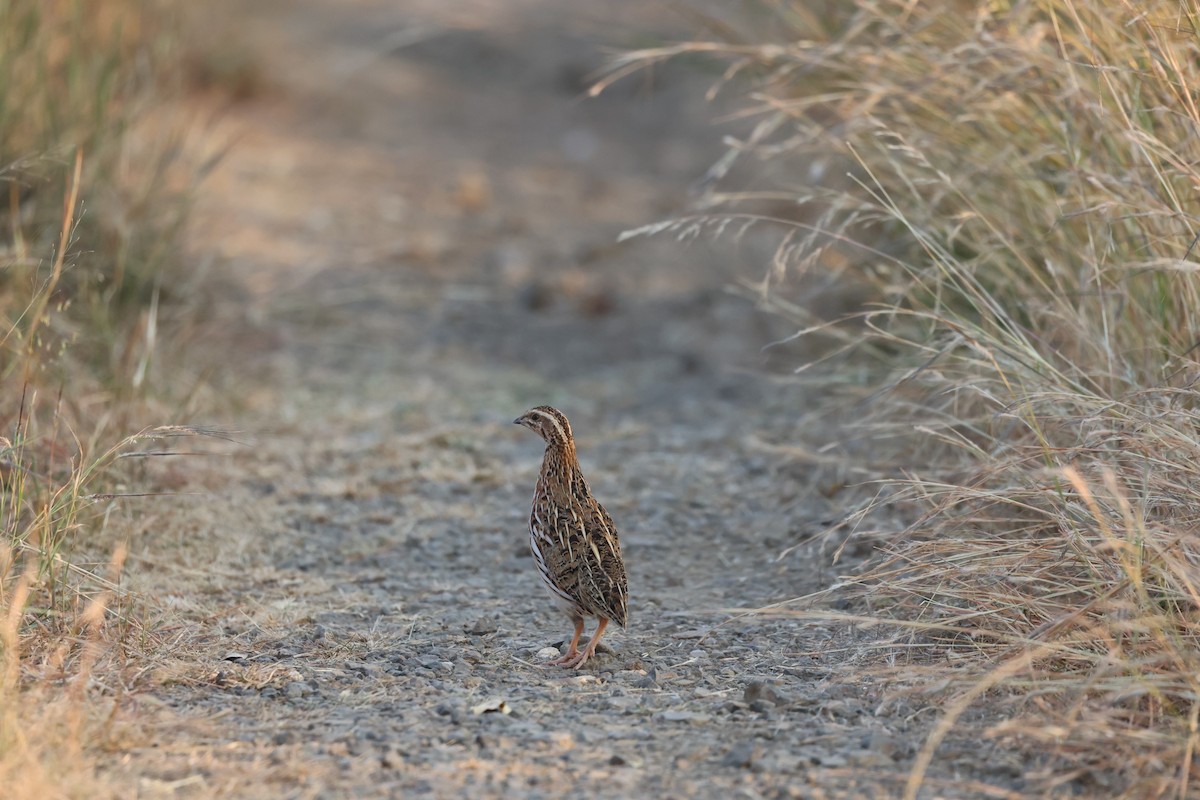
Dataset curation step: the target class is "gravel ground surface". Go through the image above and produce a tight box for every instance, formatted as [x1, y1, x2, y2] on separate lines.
[112, 1, 1045, 797]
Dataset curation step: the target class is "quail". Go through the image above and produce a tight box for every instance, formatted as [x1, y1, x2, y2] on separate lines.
[514, 406, 628, 668]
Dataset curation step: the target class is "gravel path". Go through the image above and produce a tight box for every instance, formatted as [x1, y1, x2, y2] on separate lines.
[117, 2, 1032, 797]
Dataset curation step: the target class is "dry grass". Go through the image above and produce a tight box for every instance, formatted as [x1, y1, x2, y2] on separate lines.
[1, 0, 199, 595]
[615, 0, 1200, 796]
[1, 0, 202, 795]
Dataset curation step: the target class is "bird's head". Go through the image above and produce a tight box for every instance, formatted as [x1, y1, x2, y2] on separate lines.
[514, 405, 575, 447]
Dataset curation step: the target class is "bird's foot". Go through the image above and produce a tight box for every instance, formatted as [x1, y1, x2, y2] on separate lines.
[545, 645, 592, 667]
[544, 644, 596, 669]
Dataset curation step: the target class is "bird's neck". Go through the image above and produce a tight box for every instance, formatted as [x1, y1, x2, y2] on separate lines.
[540, 441, 581, 497]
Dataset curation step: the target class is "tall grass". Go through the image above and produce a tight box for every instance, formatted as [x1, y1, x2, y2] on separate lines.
[2, 0, 190, 391]
[616, 0, 1200, 795]
[1, 0, 194, 792]
[2, 0, 188, 562]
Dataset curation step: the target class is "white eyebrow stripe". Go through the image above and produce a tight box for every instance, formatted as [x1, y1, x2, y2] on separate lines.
[530, 408, 570, 443]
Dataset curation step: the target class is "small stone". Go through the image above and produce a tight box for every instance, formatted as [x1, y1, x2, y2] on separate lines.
[519, 281, 553, 312]
[434, 702, 463, 724]
[848, 750, 894, 768]
[284, 681, 306, 699]
[867, 732, 906, 760]
[604, 695, 638, 712]
[470, 697, 512, 716]
[577, 288, 617, 317]
[723, 742, 756, 769]
[467, 619, 498, 636]
[743, 680, 789, 709]
[609, 754, 626, 767]
[673, 629, 708, 640]
[537, 646, 562, 661]
[632, 667, 658, 688]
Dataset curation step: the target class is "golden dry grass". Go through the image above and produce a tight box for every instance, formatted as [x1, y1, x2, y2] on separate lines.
[0, 0, 202, 795]
[615, 0, 1200, 796]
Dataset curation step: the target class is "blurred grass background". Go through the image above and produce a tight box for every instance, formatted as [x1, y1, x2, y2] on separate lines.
[0, 0, 197, 605]
[0, 0, 206, 791]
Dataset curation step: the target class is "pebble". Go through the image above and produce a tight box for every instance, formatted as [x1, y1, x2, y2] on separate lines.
[722, 742, 757, 769]
[632, 673, 658, 689]
[656, 710, 712, 724]
[848, 749, 894, 768]
[380, 747, 404, 769]
[434, 702, 463, 725]
[470, 697, 512, 716]
[866, 732, 906, 760]
[568, 675, 600, 686]
[345, 660, 383, 677]
[743, 680, 790, 709]
[460, 618, 494, 638]
[604, 696, 638, 712]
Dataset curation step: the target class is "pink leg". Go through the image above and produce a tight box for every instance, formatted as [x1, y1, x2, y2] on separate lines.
[547, 618, 584, 666]
[560, 618, 610, 670]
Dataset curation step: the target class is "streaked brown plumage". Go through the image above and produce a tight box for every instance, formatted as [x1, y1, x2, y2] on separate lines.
[514, 405, 628, 669]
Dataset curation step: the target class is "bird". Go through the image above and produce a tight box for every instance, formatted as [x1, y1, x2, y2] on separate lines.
[514, 405, 628, 669]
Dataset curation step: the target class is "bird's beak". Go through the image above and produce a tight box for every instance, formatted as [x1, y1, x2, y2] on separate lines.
[513, 417, 523, 425]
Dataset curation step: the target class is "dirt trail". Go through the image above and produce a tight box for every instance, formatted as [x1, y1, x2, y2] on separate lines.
[112, 2, 1025, 798]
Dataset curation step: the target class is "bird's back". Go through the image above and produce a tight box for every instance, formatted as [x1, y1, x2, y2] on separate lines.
[530, 471, 628, 627]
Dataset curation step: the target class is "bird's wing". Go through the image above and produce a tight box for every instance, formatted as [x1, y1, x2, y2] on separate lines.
[576, 499, 628, 627]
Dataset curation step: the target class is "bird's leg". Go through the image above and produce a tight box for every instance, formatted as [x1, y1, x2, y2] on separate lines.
[554, 618, 610, 670]
[568, 617, 609, 670]
[547, 617, 585, 666]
